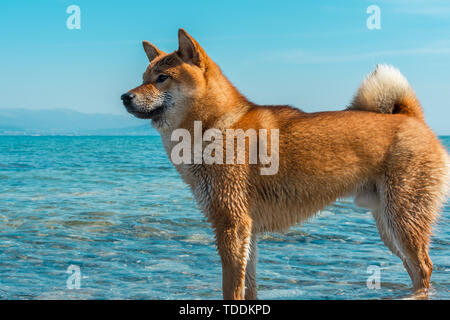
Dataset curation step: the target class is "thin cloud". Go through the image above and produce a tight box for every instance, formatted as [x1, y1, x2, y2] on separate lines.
[381, 0, 450, 17]
[262, 43, 450, 64]
[394, 6, 450, 17]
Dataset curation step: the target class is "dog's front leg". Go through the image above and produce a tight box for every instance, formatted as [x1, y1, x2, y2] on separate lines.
[244, 232, 258, 300]
[212, 214, 252, 300]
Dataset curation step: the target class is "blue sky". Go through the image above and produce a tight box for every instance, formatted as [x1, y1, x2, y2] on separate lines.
[0, 0, 449, 134]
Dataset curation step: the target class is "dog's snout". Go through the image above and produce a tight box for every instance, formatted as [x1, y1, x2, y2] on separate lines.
[121, 92, 135, 104]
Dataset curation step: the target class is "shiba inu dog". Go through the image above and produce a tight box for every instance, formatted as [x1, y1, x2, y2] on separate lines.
[121, 29, 449, 300]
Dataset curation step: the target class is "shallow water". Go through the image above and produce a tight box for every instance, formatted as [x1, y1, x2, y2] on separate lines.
[0, 135, 448, 299]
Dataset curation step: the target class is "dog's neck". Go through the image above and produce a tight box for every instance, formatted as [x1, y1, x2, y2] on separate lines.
[192, 60, 251, 130]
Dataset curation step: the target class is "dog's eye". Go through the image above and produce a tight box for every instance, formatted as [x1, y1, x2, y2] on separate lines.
[156, 74, 169, 83]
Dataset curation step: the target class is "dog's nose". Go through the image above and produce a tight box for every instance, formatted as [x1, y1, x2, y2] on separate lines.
[121, 92, 135, 103]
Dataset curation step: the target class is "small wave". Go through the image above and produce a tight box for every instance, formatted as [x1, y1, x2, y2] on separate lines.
[260, 288, 306, 299]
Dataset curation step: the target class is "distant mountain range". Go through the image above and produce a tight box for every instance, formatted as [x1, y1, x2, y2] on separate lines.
[0, 108, 158, 136]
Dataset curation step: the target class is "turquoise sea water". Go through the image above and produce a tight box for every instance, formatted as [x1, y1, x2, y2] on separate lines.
[0, 135, 448, 300]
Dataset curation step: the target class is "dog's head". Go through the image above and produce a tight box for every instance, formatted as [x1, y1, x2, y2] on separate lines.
[121, 29, 210, 129]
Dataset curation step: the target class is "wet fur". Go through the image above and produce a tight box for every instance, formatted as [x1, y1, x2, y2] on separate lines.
[124, 29, 449, 299]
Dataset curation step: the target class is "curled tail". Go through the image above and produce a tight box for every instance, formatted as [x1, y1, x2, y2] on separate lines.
[348, 64, 425, 122]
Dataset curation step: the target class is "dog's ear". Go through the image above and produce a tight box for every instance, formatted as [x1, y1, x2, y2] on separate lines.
[142, 41, 165, 62]
[177, 29, 206, 68]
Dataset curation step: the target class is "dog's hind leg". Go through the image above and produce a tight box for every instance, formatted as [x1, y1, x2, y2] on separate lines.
[376, 190, 434, 291]
[244, 233, 258, 300]
[371, 207, 416, 283]
[376, 152, 447, 291]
